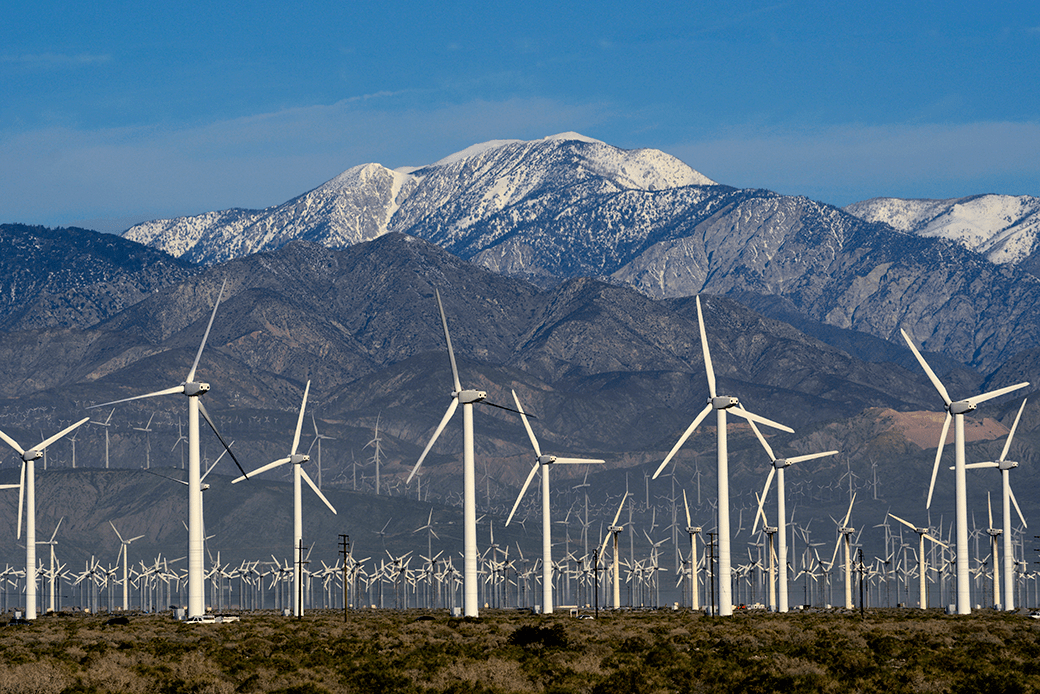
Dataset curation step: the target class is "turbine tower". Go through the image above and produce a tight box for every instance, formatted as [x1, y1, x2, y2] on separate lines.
[887, 512, 947, 609]
[749, 420, 837, 613]
[901, 328, 1028, 615]
[654, 295, 794, 616]
[965, 398, 1029, 611]
[505, 389, 604, 614]
[407, 289, 521, 617]
[233, 380, 337, 617]
[0, 418, 89, 620]
[88, 279, 246, 619]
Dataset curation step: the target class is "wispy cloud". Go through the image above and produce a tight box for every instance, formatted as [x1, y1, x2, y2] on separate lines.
[1, 52, 111, 67]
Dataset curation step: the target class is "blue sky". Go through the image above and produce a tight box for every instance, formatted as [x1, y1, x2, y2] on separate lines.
[3, 1, 1039, 233]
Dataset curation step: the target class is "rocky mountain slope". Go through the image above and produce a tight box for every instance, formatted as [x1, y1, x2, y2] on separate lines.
[122, 134, 1040, 374]
[845, 194, 1040, 272]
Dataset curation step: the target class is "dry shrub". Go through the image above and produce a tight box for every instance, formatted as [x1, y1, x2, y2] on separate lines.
[427, 656, 538, 692]
[0, 661, 72, 694]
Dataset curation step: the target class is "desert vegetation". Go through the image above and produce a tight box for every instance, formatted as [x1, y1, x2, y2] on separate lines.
[1, 608, 1039, 693]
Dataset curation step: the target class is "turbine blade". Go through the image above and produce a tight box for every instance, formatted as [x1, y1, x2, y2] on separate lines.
[198, 401, 248, 479]
[34, 418, 90, 453]
[506, 462, 540, 526]
[842, 492, 856, 528]
[922, 534, 949, 548]
[988, 492, 994, 529]
[654, 403, 712, 479]
[786, 450, 840, 464]
[408, 398, 459, 483]
[109, 520, 124, 544]
[552, 457, 605, 465]
[970, 382, 1030, 407]
[1009, 485, 1027, 529]
[901, 329, 952, 406]
[887, 513, 916, 531]
[1001, 398, 1027, 461]
[50, 517, 63, 543]
[611, 492, 629, 527]
[696, 296, 717, 398]
[746, 418, 777, 461]
[89, 385, 186, 409]
[186, 278, 226, 384]
[232, 457, 291, 484]
[435, 290, 462, 393]
[511, 389, 541, 458]
[927, 413, 952, 509]
[729, 406, 794, 434]
[683, 489, 691, 528]
[752, 468, 776, 535]
[963, 462, 998, 469]
[290, 381, 311, 456]
[301, 468, 337, 515]
[0, 428, 25, 456]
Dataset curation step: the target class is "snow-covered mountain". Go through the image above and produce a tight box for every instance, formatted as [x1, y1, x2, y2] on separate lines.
[123, 132, 1040, 373]
[845, 194, 1040, 268]
[124, 133, 713, 266]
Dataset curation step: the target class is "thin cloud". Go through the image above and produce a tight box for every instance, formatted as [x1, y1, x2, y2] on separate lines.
[2, 52, 111, 67]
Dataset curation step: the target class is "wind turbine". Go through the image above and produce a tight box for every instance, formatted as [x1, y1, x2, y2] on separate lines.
[38, 517, 64, 613]
[364, 415, 383, 495]
[90, 408, 116, 468]
[901, 328, 1029, 614]
[87, 279, 246, 619]
[599, 492, 629, 609]
[749, 420, 838, 613]
[887, 512, 947, 609]
[232, 380, 337, 617]
[308, 414, 334, 489]
[0, 418, 89, 619]
[505, 389, 603, 614]
[828, 493, 857, 610]
[133, 413, 156, 469]
[406, 289, 523, 618]
[682, 490, 702, 610]
[654, 295, 794, 616]
[965, 398, 1028, 611]
[110, 521, 145, 612]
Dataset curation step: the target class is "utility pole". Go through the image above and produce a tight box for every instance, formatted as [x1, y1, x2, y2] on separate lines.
[339, 534, 351, 621]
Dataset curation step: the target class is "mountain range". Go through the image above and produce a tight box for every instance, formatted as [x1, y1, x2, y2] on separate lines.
[1, 132, 1039, 576]
[124, 133, 1040, 375]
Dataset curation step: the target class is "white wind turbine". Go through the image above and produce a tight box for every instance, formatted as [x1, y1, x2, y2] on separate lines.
[901, 328, 1029, 615]
[232, 380, 337, 617]
[505, 389, 604, 614]
[887, 512, 948, 609]
[88, 279, 246, 618]
[599, 492, 629, 609]
[749, 420, 838, 613]
[0, 418, 89, 619]
[827, 493, 857, 610]
[90, 408, 116, 468]
[406, 289, 523, 617]
[654, 295, 794, 616]
[38, 517, 64, 614]
[110, 521, 145, 612]
[682, 490, 702, 611]
[133, 413, 156, 469]
[965, 397, 1028, 611]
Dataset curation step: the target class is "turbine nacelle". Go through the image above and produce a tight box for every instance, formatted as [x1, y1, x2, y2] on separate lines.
[771, 458, 794, 470]
[999, 460, 1019, 471]
[687, 526, 702, 534]
[948, 400, 976, 415]
[711, 396, 740, 409]
[182, 381, 210, 397]
[455, 389, 487, 404]
[987, 528, 1003, 537]
[537, 455, 557, 465]
[290, 453, 309, 465]
[609, 525, 624, 533]
[21, 449, 44, 462]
